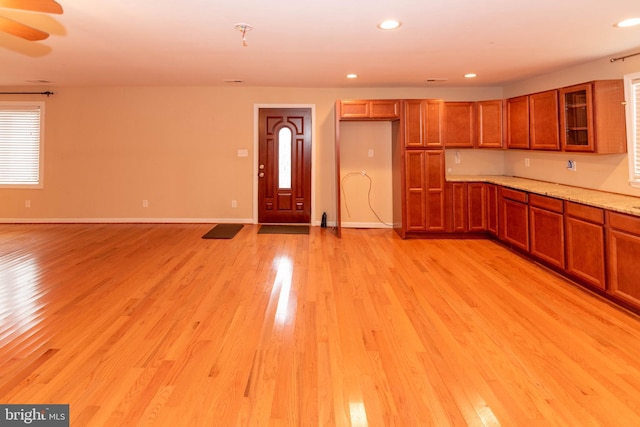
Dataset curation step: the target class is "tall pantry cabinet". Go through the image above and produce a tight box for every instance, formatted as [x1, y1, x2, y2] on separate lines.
[402, 100, 446, 236]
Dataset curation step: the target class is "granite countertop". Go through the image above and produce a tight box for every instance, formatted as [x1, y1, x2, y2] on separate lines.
[447, 175, 640, 218]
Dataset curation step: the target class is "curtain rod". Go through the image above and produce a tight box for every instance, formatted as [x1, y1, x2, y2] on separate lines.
[610, 52, 640, 62]
[0, 91, 54, 96]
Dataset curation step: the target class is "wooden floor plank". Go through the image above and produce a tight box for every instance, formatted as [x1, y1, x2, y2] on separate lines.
[2, 224, 640, 426]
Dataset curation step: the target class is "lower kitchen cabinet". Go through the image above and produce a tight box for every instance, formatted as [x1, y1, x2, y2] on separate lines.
[529, 194, 565, 269]
[564, 202, 606, 290]
[486, 184, 499, 236]
[405, 150, 446, 232]
[447, 182, 487, 233]
[499, 187, 529, 252]
[450, 182, 467, 232]
[468, 183, 487, 231]
[607, 212, 640, 308]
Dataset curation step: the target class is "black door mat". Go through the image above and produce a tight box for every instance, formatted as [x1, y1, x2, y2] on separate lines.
[202, 224, 244, 239]
[258, 225, 310, 235]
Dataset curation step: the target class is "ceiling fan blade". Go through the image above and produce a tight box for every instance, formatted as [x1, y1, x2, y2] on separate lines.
[0, 0, 63, 14]
[0, 15, 49, 40]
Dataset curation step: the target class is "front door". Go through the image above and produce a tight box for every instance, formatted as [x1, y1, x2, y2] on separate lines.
[258, 108, 312, 223]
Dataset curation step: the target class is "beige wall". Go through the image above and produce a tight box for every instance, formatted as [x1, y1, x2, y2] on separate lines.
[2, 51, 639, 224]
[0, 85, 501, 224]
[499, 49, 640, 197]
[339, 121, 393, 228]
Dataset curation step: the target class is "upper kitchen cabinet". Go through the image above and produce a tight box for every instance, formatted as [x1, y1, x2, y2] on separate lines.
[340, 99, 400, 120]
[529, 90, 560, 151]
[443, 102, 475, 148]
[559, 80, 627, 153]
[506, 95, 530, 149]
[403, 99, 444, 148]
[476, 100, 504, 149]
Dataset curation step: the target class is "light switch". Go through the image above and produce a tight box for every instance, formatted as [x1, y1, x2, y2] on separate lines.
[237, 149, 249, 157]
[368, 149, 374, 157]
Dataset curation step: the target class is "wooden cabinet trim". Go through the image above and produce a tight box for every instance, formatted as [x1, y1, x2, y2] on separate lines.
[529, 194, 563, 213]
[500, 187, 528, 203]
[565, 201, 604, 224]
[607, 211, 640, 236]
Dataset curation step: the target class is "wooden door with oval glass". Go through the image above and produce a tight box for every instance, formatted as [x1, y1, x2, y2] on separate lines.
[258, 108, 312, 223]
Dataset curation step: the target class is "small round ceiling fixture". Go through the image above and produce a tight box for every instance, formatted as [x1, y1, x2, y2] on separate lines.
[377, 19, 401, 30]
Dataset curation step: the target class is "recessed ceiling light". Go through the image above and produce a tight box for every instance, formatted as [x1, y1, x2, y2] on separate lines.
[377, 19, 401, 30]
[464, 73, 477, 78]
[223, 79, 244, 84]
[346, 74, 358, 79]
[616, 18, 640, 27]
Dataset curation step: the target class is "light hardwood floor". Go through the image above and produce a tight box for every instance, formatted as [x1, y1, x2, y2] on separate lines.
[1, 223, 640, 426]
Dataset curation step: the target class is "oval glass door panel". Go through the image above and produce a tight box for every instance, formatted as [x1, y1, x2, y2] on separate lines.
[278, 127, 292, 189]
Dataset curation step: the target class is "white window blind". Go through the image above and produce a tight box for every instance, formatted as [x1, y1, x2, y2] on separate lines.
[631, 77, 640, 183]
[0, 103, 43, 187]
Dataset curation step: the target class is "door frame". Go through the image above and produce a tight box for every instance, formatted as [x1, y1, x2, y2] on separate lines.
[253, 104, 317, 224]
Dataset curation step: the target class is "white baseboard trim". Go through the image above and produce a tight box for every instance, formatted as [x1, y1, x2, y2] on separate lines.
[0, 217, 256, 224]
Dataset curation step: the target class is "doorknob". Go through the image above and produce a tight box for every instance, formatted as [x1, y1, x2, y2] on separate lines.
[259, 164, 265, 169]
[259, 172, 265, 178]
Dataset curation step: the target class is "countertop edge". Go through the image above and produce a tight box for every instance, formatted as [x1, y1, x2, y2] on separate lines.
[446, 175, 640, 218]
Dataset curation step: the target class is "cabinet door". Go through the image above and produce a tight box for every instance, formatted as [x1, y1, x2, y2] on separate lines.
[477, 100, 504, 149]
[340, 100, 370, 119]
[404, 100, 426, 148]
[501, 198, 529, 251]
[530, 204, 565, 269]
[507, 96, 530, 149]
[443, 102, 475, 147]
[467, 183, 487, 231]
[565, 206, 606, 289]
[607, 212, 640, 308]
[450, 183, 467, 232]
[559, 84, 594, 152]
[425, 100, 444, 148]
[500, 188, 529, 251]
[529, 90, 560, 150]
[486, 184, 499, 236]
[405, 150, 427, 230]
[370, 100, 400, 119]
[560, 81, 627, 153]
[425, 150, 446, 231]
[404, 150, 445, 232]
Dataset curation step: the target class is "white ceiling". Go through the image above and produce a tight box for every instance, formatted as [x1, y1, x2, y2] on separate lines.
[1, 0, 640, 88]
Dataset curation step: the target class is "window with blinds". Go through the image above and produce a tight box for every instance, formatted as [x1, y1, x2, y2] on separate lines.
[0, 103, 44, 188]
[625, 73, 640, 188]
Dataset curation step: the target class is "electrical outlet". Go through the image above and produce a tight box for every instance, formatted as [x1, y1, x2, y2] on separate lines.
[231, 200, 237, 208]
[368, 149, 374, 157]
[567, 160, 577, 171]
[142, 200, 149, 208]
[25, 200, 31, 208]
[454, 151, 461, 164]
[525, 158, 530, 167]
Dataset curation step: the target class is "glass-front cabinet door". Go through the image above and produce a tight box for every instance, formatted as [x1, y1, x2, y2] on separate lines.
[560, 83, 595, 152]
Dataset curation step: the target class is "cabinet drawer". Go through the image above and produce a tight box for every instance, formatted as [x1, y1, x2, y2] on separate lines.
[565, 201, 604, 224]
[501, 187, 528, 203]
[608, 211, 640, 236]
[529, 194, 563, 213]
